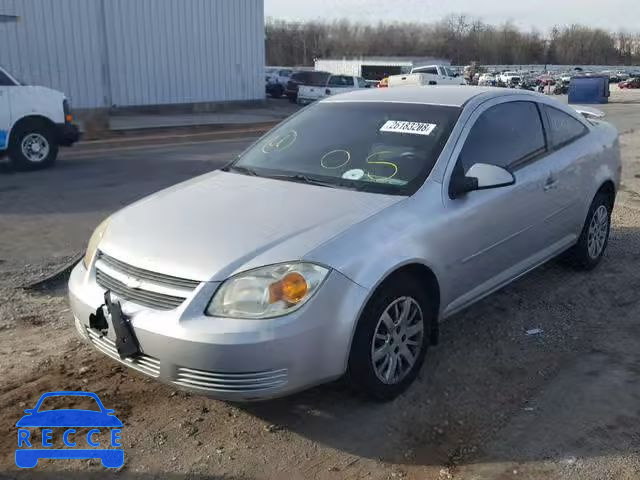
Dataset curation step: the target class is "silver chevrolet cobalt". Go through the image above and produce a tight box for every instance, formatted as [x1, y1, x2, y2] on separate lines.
[69, 86, 620, 401]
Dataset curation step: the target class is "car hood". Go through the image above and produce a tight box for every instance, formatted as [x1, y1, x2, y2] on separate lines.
[16, 410, 123, 428]
[100, 171, 403, 281]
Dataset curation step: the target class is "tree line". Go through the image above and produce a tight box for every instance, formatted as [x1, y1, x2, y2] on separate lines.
[265, 16, 640, 67]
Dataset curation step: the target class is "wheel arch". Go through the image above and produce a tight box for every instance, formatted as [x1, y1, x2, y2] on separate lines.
[8, 114, 57, 145]
[596, 179, 616, 209]
[349, 261, 442, 352]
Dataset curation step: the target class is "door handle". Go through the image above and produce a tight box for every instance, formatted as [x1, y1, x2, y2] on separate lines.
[543, 176, 558, 191]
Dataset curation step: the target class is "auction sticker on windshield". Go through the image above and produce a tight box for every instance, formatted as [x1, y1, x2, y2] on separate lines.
[380, 120, 437, 136]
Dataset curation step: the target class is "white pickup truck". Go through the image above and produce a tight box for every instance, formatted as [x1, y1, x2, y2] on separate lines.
[297, 74, 369, 105]
[498, 71, 522, 85]
[387, 65, 467, 87]
[0, 66, 79, 170]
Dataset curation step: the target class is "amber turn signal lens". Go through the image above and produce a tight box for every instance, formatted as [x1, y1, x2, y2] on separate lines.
[268, 272, 308, 304]
[65, 114, 73, 123]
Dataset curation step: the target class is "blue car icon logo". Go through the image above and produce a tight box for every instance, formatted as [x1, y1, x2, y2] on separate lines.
[15, 391, 124, 469]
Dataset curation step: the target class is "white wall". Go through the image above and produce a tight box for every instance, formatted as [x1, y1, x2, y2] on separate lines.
[0, 0, 265, 108]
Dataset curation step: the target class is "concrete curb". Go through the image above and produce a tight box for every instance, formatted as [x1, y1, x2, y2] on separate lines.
[70, 123, 276, 153]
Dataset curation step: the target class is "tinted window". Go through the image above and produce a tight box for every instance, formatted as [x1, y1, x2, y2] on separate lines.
[328, 75, 354, 87]
[459, 101, 546, 173]
[357, 77, 368, 88]
[230, 102, 461, 196]
[0, 70, 15, 86]
[307, 72, 330, 85]
[414, 66, 438, 75]
[543, 105, 588, 149]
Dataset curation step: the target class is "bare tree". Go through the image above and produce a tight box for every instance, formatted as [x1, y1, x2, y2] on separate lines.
[265, 18, 640, 67]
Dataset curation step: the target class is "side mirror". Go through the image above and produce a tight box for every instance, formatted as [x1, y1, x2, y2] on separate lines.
[449, 163, 515, 199]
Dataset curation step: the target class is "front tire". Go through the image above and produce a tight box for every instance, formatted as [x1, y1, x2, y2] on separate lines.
[8, 121, 58, 171]
[347, 274, 433, 401]
[563, 192, 613, 270]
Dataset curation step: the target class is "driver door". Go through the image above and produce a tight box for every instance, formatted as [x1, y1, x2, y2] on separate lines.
[440, 98, 557, 315]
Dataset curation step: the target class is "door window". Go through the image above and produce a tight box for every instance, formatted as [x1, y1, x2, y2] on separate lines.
[542, 105, 588, 149]
[458, 101, 546, 173]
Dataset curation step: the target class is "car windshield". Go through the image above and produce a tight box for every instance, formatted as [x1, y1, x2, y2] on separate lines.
[37, 395, 101, 412]
[227, 102, 460, 196]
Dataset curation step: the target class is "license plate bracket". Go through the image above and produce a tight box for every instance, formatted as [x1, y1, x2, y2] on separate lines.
[89, 291, 140, 359]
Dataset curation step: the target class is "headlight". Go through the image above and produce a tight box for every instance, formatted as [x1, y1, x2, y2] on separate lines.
[83, 218, 110, 269]
[207, 262, 329, 319]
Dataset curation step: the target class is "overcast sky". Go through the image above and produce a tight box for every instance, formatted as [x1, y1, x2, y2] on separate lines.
[265, 0, 638, 32]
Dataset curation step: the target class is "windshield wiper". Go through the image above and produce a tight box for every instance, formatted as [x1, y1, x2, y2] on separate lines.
[262, 173, 361, 190]
[221, 165, 258, 176]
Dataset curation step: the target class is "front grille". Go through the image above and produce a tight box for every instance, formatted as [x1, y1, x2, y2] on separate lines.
[98, 252, 200, 290]
[94, 252, 200, 311]
[86, 328, 160, 377]
[173, 367, 288, 393]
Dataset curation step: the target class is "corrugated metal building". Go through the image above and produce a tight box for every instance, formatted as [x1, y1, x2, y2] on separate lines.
[315, 57, 451, 80]
[0, 0, 265, 109]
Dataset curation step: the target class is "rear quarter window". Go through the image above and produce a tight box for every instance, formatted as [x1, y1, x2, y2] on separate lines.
[542, 105, 589, 149]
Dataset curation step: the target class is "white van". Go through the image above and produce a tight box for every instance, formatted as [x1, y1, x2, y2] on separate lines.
[0, 66, 79, 170]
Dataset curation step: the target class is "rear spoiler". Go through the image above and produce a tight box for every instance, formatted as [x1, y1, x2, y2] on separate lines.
[572, 105, 606, 120]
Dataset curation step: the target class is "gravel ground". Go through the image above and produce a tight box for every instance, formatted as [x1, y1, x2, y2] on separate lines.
[0, 92, 639, 479]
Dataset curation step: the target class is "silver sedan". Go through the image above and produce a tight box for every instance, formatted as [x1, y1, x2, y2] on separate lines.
[68, 86, 620, 401]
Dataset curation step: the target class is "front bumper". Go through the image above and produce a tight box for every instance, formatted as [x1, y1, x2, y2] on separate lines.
[55, 123, 81, 147]
[68, 262, 369, 401]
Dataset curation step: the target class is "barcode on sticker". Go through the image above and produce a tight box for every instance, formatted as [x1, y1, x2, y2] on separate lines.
[380, 120, 437, 136]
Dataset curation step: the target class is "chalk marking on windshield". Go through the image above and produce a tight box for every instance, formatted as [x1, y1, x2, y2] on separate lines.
[365, 151, 398, 181]
[320, 149, 351, 169]
[380, 120, 437, 136]
[262, 130, 297, 153]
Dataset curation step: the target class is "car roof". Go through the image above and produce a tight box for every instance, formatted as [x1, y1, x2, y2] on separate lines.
[321, 86, 542, 108]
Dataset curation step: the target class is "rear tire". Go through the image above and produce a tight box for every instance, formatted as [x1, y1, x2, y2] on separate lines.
[347, 274, 433, 401]
[562, 192, 612, 270]
[9, 121, 58, 171]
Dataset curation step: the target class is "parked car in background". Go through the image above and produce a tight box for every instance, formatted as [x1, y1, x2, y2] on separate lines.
[388, 66, 466, 88]
[285, 71, 331, 103]
[498, 71, 521, 85]
[619, 77, 640, 89]
[265, 67, 294, 98]
[297, 74, 369, 105]
[477, 73, 497, 86]
[70, 86, 619, 402]
[615, 71, 630, 82]
[498, 71, 522, 87]
[0, 66, 79, 170]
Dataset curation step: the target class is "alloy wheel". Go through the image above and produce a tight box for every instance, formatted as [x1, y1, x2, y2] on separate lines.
[587, 205, 609, 259]
[371, 296, 424, 385]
